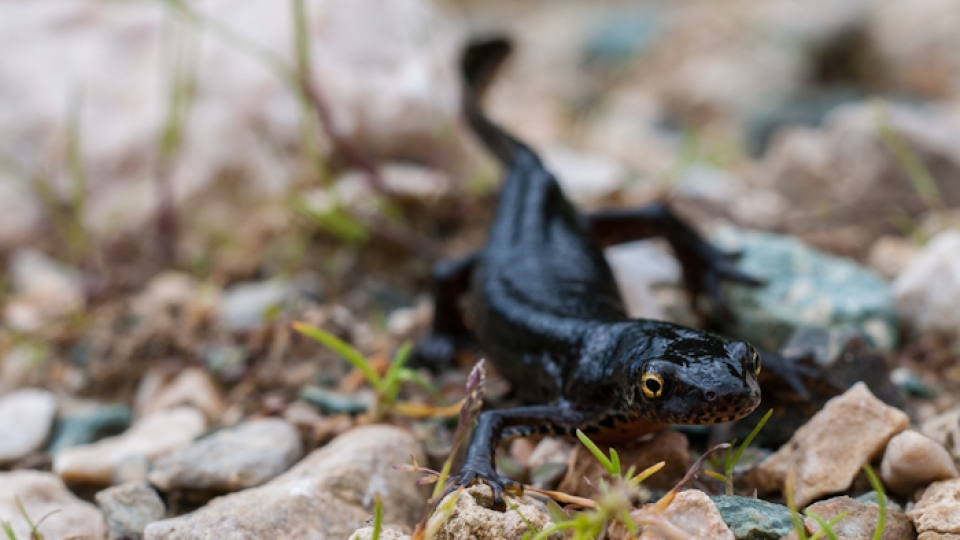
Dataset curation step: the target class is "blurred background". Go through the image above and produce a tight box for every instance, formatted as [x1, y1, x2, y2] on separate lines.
[1, 0, 960, 469]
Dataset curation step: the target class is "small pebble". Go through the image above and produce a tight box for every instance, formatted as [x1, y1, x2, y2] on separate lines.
[0, 388, 57, 465]
[135, 367, 226, 421]
[635, 490, 733, 540]
[299, 385, 371, 415]
[881, 431, 958, 496]
[711, 495, 794, 540]
[892, 229, 960, 338]
[0, 470, 107, 539]
[48, 403, 132, 452]
[149, 418, 303, 492]
[908, 478, 960, 538]
[217, 279, 298, 331]
[96, 481, 166, 540]
[803, 496, 915, 540]
[431, 484, 556, 540]
[750, 383, 909, 507]
[54, 406, 207, 484]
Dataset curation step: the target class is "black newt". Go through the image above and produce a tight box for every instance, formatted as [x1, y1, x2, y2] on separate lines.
[415, 38, 766, 505]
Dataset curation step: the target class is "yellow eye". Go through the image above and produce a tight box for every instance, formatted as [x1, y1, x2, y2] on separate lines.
[641, 373, 664, 398]
[752, 351, 762, 375]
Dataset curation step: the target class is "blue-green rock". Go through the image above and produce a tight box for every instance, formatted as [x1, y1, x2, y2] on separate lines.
[299, 386, 369, 415]
[582, 12, 661, 67]
[48, 404, 132, 452]
[712, 495, 795, 540]
[713, 227, 897, 352]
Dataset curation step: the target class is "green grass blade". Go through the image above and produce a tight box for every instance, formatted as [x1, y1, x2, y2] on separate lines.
[380, 343, 412, 406]
[730, 409, 773, 473]
[863, 464, 887, 540]
[292, 322, 381, 388]
[576, 430, 614, 475]
[371, 494, 382, 540]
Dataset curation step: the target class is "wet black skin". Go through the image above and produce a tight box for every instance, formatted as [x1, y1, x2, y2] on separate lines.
[415, 39, 765, 506]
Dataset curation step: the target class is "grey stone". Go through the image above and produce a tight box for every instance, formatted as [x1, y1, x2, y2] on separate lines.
[892, 229, 960, 338]
[149, 418, 302, 492]
[96, 481, 166, 540]
[0, 388, 57, 465]
[714, 226, 897, 352]
[143, 425, 425, 540]
[711, 495, 794, 540]
[48, 403, 132, 452]
[218, 280, 299, 331]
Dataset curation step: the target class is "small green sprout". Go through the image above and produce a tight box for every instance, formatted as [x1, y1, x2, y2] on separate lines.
[863, 464, 887, 540]
[371, 494, 382, 540]
[1, 497, 53, 540]
[292, 321, 437, 420]
[704, 408, 774, 495]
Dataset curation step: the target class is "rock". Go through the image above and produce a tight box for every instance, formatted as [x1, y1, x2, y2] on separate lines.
[760, 103, 960, 257]
[149, 418, 302, 492]
[892, 229, 960, 338]
[135, 367, 226, 421]
[559, 429, 690, 495]
[881, 431, 958, 496]
[869, 0, 960, 97]
[868, 236, 920, 280]
[581, 11, 661, 67]
[217, 279, 300, 331]
[430, 484, 556, 540]
[48, 403, 132, 452]
[1, 344, 50, 389]
[750, 383, 909, 507]
[909, 479, 960, 538]
[528, 438, 574, 469]
[0, 388, 57, 465]
[804, 496, 916, 540]
[96, 481, 166, 540]
[349, 527, 410, 540]
[282, 400, 355, 449]
[3, 249, 84, 332]
[635, 490, 734, 540]
[711, 495, 794, 540]
[54, 406, 207, 484]
[713, 227, 897, 352]
[299, 385, 371, 415]
[920, 409, 960, 465]
[0, 470, 107, 540]
[855, 491, 904, 513]
[605, 240, 682, 321]
[114, 455, 152, 485]
[0, 0, 460, 247]
[143, 425, 425, 540]
[540, 146, 629, 205]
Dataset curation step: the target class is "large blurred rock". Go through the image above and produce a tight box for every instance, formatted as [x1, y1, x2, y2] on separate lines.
[0, 470, 107, 540]
[758, 102, 960, 256]
[144, 425, 425, 540]
[0, 0, 460, 247]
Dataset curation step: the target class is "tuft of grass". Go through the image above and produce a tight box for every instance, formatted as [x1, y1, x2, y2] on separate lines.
[704, 408, 774, 495]
[1, 497, 54, 540]
[291, 321, 439, 421]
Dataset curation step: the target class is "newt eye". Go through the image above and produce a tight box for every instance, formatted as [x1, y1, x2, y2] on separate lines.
[641, 373, 664, 398]
[752, 351, 762, 375]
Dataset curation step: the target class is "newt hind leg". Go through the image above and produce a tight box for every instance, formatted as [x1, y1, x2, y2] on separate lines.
[409, 253, 478, 371]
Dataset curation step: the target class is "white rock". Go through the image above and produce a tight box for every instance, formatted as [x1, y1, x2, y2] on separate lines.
[920, 408, 960, 464]
[54, 406, 206, 484]
[0, 470, 106, 540]
[892, 229, 960, 337]
[881, 431, 958, 497]
[431, 484, 556, 540]
[148, 418, 303, 492]
[541, 146, 629, 205]
[750, 383, 910, 507]
[218, 279, 297, 331]
[605, 240, 681, 320]
[908, 478, 960, 538]
[635, 489, 734, 540]
[144, 425, 425, 540]
[135, 366, 225, 421]
[0, 388, 57, 465]
[3, 250, 83, 332]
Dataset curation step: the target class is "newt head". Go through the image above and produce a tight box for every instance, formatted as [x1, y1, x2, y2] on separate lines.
[611, 322, 762, 426]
